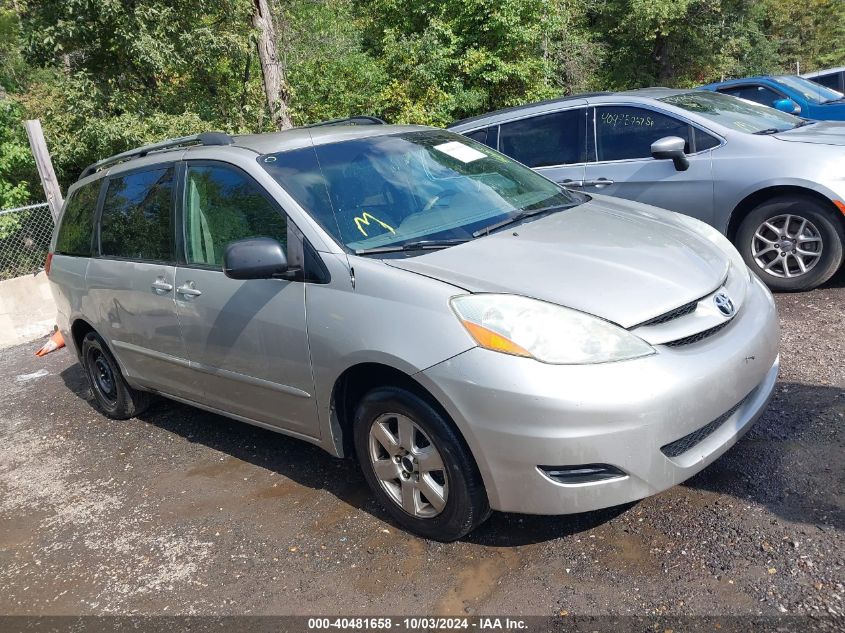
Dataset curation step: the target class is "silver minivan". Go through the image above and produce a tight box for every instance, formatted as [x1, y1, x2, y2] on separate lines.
[48, 123, 780, 541]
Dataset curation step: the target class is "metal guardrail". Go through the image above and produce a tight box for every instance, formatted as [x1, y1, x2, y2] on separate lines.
[0, 202, 54, 280]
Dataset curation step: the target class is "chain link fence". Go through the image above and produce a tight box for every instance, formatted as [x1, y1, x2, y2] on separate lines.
[0, 203, 55, 280]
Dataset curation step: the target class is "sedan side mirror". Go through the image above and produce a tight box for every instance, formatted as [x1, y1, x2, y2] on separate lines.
[223, 237, 298, 280]
[773, 98, 801, 115]
[650, 136, 689, 172]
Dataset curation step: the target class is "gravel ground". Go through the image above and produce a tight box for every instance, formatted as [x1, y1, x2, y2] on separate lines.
[0, 273, 842, 620]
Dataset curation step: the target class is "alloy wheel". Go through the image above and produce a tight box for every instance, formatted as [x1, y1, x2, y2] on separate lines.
[751, 213, 823, 279]
[368, 413, 448, 518]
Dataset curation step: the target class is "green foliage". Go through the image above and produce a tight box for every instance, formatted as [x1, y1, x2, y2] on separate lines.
[0, 98, 36, 208]
[283, 0, 389, 125]
[0, 0, 842, 196]
[357, 0, 571, 124]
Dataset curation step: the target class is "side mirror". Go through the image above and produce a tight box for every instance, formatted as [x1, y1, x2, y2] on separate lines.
[650, 136, 689, 172]
[223, 237, 296, 280]
[773, 98, 801, 115]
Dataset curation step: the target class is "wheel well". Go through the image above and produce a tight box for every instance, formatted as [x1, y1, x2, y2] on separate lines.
[70, 319, 95, 356]
[727, 186, 842, 242]
[331, 362, 461, 459]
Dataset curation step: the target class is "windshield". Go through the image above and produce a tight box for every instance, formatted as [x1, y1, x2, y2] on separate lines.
[774, 75, 844, 104]
[259, 130, 577, 253]
[660, 91, 801, 134]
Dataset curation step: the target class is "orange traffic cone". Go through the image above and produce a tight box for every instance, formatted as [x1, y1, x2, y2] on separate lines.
[35, 329, 65, 357]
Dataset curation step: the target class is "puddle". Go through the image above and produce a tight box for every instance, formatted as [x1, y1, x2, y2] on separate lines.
[436, 549, 520, 615]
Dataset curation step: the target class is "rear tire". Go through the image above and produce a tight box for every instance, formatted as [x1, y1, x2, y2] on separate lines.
[353, 386, 490, 541]
[735, 195, 843, 291]
[81, 331, 150, 419]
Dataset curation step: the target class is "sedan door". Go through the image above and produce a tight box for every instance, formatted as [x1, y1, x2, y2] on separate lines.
[583, 105, 717, 224]
[173, 161, 319, 439]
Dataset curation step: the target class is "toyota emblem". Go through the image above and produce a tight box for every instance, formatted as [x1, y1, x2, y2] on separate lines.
[714, 292, 735, 317]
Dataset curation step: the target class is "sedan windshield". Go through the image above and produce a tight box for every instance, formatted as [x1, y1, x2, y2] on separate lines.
[773, 75, 844, 104]
[259, 130, 578, 253]
[661, 91, 802, 134]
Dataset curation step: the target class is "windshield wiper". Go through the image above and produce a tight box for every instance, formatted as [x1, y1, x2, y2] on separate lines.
[792, 120, 817, 128]
[354, 238, 470, 255]
[472, 203, 575, 238]
[752, 128, 785, 135]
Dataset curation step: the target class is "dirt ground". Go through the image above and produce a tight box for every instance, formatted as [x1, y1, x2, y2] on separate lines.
[0, 274, 842, 619]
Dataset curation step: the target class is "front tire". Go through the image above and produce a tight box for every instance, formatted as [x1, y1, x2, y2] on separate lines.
[81, 331, 150, 419]
[353, 386, 490, 541]
[735, 195, 844, 291]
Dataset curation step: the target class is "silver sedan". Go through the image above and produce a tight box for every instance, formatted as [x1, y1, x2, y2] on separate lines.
[449, 89, 845, 291]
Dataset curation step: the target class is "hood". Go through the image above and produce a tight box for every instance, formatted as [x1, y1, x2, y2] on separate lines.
[385, 197, 729, 329]
[774, 120, 845, 146]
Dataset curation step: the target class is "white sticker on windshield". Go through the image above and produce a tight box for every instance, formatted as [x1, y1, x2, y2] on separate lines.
[433, 141, 487, 163]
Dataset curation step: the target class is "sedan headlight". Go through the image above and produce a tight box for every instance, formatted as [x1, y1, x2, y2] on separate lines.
[450, 294, 655, 364]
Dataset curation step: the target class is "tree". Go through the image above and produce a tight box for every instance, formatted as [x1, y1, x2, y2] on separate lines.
[252, 0, 292, 130]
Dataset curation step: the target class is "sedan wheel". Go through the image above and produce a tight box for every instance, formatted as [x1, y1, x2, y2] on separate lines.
[751, 213, 822, 279]
[737, 195, 844, 292]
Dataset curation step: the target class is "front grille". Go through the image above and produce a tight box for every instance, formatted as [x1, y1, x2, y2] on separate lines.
[664, 321, 729, 347]
[637, 299, 699, 328]
[660, 398, 746, 458]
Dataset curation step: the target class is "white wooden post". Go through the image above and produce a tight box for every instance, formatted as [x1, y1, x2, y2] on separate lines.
[24, 119, 64, 223]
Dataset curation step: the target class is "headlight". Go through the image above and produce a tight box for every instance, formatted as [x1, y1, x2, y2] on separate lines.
[450, 294, 655, 364]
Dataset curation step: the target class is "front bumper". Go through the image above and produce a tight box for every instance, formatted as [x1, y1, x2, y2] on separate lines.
[417, 275, 780, 515]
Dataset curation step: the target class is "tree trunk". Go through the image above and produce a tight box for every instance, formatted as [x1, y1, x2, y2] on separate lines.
[252, 0, 292, 130]
[654, 32, 674, 85]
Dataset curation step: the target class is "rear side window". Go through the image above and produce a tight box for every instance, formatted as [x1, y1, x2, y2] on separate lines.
[99, 167, 175, 261]
[499, 109, 586, 167]
[184, 164, 287, 267]
[55, 181, 101, 256]
[595, 106, 691, 161]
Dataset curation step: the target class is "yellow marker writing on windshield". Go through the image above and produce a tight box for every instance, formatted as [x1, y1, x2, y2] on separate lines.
[354, 212, 395, 236]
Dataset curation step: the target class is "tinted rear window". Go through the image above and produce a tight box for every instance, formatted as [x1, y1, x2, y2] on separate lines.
[99, 166, 175, 261]
[499, 109, 586, 167]
[55, 181, 101, 256]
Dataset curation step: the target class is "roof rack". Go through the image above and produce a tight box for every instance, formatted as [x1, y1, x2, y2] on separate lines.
[304, 116, 386, 129]
[79, 131, 234, 180]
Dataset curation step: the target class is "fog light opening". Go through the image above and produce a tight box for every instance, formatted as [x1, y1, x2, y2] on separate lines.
[538, 464, 627, 484]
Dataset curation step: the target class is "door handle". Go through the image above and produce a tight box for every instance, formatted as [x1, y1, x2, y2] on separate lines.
[558, 179, 585, 187]
[176, 282, 202, 298]
[151, 279, 173, 292]
[584, 178, 614, 188]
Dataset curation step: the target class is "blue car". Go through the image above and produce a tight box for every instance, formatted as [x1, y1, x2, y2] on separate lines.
[700, 75, 845, 121]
